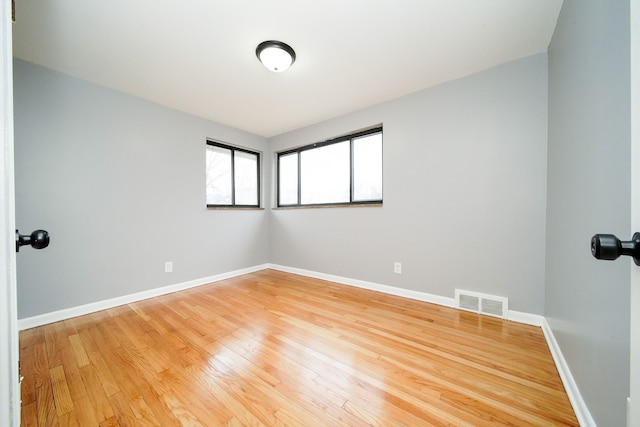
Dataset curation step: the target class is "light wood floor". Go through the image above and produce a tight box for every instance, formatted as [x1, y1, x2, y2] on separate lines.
[19, 269, 578, 426]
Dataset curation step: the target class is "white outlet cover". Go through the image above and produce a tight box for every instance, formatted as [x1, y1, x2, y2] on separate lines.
[394, 262, 402, 274]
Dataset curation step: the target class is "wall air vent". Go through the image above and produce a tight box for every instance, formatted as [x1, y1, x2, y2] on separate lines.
[454, 289, 508, 319]
[458, 293, 479, 312]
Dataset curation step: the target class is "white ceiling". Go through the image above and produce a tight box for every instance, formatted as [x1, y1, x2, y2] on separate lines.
[12, 1, 563, 138]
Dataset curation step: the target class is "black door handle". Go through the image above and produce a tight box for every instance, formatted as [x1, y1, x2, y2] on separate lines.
[16, 229, 50, 252]
[591, 233, 640, 265]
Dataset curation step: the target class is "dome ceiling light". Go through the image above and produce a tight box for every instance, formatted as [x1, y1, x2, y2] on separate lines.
[256, 40, 296, 73]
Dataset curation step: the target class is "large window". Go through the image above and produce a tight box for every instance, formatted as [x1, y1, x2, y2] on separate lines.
[206, 141, 260, 207]
[277, 127, 382, 207]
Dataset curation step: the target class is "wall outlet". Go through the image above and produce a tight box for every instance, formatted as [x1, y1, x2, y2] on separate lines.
[394, 262, 402, 274]
[164, 261, 173, 273]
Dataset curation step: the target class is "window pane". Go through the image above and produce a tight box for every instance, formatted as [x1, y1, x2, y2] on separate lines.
[279, 153, 298, 205]
[353, 132, 383, 201]
[234, 150, 258, 205]
[206, 146, 232, 205]
[301, 141, 350, 204]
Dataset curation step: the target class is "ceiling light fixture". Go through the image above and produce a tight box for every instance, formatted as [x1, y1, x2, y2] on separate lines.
[256, 40, 296, 73]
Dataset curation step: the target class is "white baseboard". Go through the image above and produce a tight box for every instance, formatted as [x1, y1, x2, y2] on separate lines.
[267, 264, 546, 327]
[17, 264, 269, 330]
[507, 310, 544, 326]
[18, 262, 545, 330]
[541, 318, 596, 427]
[267, 263, 456, 308]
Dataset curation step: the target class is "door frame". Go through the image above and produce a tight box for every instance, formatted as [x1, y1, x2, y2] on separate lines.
[0, 0, 19, 425]
[630, 0, 639, 425]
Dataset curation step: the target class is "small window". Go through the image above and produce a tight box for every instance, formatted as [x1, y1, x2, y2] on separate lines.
[206, 141, 260, 207]
[277, 127, 382, 207]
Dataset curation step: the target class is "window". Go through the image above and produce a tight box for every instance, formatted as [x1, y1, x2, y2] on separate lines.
[277, 127, 382, 207]
[206, 141, 260, 207]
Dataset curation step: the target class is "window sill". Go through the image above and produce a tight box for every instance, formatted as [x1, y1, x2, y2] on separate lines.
[207, 206, 265, 210]
[272, 203, 383, 210]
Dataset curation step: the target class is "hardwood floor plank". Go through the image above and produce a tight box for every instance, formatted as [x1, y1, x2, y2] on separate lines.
[72, 396, 100, 426]
[100, 392, 139, 426]
[58, 411, 81, 427]
[57, 342, 88, 403]
[20, 270, 578, 426]
[99, 348, 140, 401]
[190, 365, 267, 427]
[78, 359, 115, 423]
[35, 381, 58, 427]
[94, 316, 124, 350]
[21, 341, 37, 406]
[108, 347, 181, 426]
[49, 365, 74, 416]
[32, 342, 50, 390]
[43, 323, 66, 370]
[20, 400, 37, 427]
[128, 395, 161, 426]
[158, 365, 235, 425]
[160, 390, 206, 427]
[67, 334, 90, 368]
[87, 349, 121, 397]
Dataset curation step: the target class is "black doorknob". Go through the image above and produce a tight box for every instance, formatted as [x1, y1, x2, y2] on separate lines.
[591, 233, 640, 265]
[16, 229, 50, 252]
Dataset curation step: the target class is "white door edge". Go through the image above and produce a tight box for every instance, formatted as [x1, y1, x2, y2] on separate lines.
[1, 0, 19, 425]
[629, 0, 640, 425]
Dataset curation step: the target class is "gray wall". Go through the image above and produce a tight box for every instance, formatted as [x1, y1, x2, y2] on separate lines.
[268, 53, 549, 315]
[13, 59, 269, 319]
[546, 1, 631, 426]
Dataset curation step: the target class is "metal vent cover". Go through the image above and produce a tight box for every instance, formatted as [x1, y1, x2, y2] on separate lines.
[458, 294, 479, 312]
[455, 289, 508, 319]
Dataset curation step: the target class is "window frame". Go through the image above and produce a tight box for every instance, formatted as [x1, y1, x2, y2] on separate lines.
[277, 127, 383, 208]
[206, 140, 261, 208]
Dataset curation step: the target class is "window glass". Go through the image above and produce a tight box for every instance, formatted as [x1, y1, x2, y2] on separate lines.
[353, 132, 383, 202]
[234, 150, 258, 205]
[278, 153, 299, 205]
[301, 141, 350, 205]
[206, 145, 232, 205]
